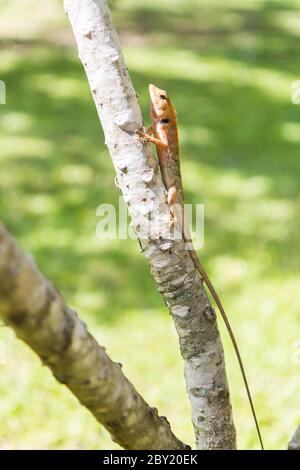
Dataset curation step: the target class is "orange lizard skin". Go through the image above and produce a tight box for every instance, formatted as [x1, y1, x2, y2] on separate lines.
[141, 83, 264, 450]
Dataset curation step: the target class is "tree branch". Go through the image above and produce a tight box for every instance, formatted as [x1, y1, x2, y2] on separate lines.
[64, 0, 236, 449]
[0, 222, 189, 450]
[288, 425, 300, 450]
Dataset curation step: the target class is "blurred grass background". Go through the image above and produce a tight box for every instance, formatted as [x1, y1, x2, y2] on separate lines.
[0, 0, 300, 450]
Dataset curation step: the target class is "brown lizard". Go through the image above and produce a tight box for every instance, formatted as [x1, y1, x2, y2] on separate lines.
[140, 83, 264, 450]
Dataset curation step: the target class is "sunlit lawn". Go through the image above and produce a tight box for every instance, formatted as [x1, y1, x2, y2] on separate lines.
[0, 0, 300, 450]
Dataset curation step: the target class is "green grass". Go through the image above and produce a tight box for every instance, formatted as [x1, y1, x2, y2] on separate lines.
[0, 0, 300, 450]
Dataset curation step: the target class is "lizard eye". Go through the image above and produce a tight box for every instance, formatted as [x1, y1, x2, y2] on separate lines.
[159, 118, 169, 124]
[160, 94, 167, 100]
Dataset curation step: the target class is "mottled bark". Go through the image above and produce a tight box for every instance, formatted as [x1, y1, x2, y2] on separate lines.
[288, 426, 300, 450]
[0, 223, 188, 450]
[64, 0, 236, 449]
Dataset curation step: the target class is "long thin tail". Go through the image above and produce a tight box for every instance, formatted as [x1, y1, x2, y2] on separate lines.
[190, 250, 264, 450]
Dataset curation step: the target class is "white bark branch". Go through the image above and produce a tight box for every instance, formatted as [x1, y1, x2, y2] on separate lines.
[0, 222, 189, 450]
[288, 425, 300, 450]
[64, 0, 236, 449]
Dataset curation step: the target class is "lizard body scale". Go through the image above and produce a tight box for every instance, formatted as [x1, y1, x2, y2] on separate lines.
[141, 83, 264, 450]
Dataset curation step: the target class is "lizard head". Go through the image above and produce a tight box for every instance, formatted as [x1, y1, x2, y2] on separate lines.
[149, 84, 176, 122]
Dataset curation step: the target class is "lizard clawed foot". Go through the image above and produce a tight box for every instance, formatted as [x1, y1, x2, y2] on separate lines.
[137, 127, 168, 150]
[136, 127, 150, 145]
[136, 126, 146, 137]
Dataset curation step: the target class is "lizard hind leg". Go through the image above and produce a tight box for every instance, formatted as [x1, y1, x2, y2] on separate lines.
[168, 186, 185, 240]
[167, 186, 181, 235]
[167, 186, 177, 224]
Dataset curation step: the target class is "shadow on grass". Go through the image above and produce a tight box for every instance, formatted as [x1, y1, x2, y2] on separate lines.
[0, 0, 299, 324]
[114, 0, 300, 73]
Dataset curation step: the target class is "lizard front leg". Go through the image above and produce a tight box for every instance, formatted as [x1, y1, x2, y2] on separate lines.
[139, 125, 168, 150]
